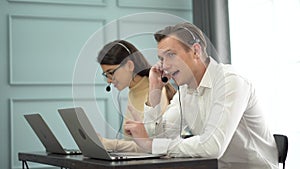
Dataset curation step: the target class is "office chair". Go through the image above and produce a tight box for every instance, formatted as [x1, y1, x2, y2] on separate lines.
[273, 134, 288, 169]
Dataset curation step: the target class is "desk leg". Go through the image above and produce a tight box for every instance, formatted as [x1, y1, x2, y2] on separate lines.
[21, 160, 66, 169]
[22, 161, 29, 169]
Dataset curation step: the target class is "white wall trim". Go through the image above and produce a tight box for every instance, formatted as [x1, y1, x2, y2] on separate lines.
[7, 0, 106, 7]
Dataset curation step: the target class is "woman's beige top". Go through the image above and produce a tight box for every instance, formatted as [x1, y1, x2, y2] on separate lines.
[101, 76, 170, 152]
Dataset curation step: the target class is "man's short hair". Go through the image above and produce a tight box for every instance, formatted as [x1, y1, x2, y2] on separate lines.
[154, 22, 207, 56]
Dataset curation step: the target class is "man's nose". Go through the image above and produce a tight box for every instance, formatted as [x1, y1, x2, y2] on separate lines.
[162, 59, 171, 71]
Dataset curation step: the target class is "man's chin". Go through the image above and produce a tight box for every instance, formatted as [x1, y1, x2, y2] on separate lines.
[115, 85, 123, 91]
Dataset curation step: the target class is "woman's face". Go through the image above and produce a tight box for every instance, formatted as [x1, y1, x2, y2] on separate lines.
[101, 60, 134, 91]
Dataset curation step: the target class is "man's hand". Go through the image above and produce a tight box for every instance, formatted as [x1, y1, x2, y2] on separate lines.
[147, 61, 170, 107]
[149, 61, 164, 87]
[124, 120, 152, 153]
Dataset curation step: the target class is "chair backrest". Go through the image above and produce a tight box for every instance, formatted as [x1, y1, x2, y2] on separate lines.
[273, 134, 288, 169]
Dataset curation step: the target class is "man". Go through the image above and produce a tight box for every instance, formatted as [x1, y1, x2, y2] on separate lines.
[124, 22, 278, 169]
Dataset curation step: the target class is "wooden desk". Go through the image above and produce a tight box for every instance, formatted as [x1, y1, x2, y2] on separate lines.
[19, 152, 218, 169]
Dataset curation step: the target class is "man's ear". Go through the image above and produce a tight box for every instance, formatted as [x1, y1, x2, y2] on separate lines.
[192, 43, 202, 59]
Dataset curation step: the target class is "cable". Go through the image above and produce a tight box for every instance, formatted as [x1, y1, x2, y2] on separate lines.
[116, 92, 124, 138]
[177, 85, 194, 139]
[177, 86, 183, 138]
[113, 91, 124, 152]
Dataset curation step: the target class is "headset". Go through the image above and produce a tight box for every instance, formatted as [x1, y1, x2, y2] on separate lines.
[106, 42, 131, 92]
[161, 26, 200, 83]
[104, 42, 131, 148]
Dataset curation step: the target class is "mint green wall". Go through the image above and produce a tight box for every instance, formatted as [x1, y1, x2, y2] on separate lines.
[0, 0, 192, 168]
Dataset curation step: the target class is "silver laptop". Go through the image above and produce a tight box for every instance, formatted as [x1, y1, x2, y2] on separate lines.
[58, 107, 162, 160]
[24, 113, 82, 155]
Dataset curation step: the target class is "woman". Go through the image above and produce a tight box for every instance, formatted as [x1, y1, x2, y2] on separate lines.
[97, 40, 176, 152]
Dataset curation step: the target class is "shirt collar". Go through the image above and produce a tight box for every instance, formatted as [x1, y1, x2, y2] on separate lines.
[186, 57, 218, 95]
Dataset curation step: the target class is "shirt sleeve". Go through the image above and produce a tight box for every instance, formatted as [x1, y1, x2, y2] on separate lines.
[101, 137, 145, 153]
[144, 92, 182, 139]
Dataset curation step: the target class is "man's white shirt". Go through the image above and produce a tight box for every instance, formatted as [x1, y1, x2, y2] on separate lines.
[144, 58, 278, 169]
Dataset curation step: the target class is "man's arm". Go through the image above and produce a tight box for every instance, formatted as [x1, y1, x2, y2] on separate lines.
[151, 74, 252, 158]
[124, 120, 153, 153]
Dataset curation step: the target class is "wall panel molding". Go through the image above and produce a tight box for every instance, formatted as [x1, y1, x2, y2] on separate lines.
[7, 0, 106, 7]
[117, 17, 188, 65]
[117, 14, 189, 39]
[117, 0, 192, 10]
[8, 14, 105, 86]
[9, 97, 108, 169]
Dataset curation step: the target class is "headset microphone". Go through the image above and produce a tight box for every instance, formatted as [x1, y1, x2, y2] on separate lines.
[161, 76, 168, 83]
[106, 83, 111, 92]
[161, 67, 169, 83]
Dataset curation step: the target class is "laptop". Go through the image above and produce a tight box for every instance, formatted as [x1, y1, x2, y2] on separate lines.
[24, 113, 82, 155]
[58, 107, 163, 160]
